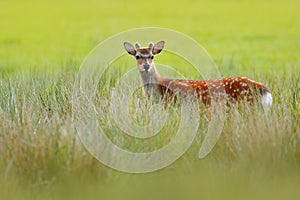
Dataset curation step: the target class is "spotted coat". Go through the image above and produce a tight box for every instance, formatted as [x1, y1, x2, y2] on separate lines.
[157, 76, 270, 105]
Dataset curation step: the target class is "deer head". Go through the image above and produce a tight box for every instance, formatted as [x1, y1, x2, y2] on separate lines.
[123, 41, 165, 73]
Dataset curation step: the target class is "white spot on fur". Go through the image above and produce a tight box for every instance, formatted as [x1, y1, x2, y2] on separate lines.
[241, 90, 247, 95]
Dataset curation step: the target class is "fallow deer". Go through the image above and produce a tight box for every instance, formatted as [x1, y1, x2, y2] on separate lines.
[123, 41, 272, 109]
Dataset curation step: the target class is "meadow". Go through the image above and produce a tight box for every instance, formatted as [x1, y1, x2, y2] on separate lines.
[0, 0, 299, 199]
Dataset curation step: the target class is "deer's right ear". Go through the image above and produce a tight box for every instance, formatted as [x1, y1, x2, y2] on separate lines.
[124, 42, 136, 56]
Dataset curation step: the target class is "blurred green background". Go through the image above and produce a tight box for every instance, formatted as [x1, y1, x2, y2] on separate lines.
[0, 0, 299, 200]
[1, 0, 299, 73]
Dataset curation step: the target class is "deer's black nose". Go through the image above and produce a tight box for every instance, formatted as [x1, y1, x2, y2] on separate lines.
[143, 64, 150, 71]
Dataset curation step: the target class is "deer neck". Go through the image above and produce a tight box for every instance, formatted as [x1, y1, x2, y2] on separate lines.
[139, 63, 161, 98]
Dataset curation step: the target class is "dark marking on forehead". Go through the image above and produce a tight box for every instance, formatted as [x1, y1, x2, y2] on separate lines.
[138, 48, 150, 54]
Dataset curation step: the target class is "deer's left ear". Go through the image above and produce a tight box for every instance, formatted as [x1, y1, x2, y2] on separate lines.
[124, 42, 136, 56]
[148, 42, 154, 50]
[152, 41, 165, 55]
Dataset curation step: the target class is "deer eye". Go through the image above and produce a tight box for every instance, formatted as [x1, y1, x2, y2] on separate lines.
[135, 55, 141, 59]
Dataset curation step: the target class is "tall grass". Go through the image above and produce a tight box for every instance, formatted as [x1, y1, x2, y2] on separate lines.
[0, 68, 299, 199]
